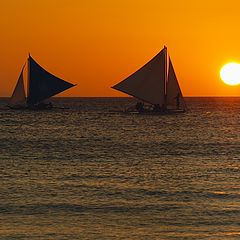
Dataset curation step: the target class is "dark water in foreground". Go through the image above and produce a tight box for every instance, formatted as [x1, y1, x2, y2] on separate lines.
[0, 97, 239, 239]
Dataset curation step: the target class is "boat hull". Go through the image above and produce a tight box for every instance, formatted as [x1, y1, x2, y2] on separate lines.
[110, 108, 186, 115]
[8, 102, 53, 111]
[128, 109, 185, 115]
[8, 105, 27, 110]
[27, 103, 53, 110]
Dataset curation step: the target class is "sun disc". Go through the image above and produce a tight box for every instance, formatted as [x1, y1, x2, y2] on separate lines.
[220, 62, 240, 86]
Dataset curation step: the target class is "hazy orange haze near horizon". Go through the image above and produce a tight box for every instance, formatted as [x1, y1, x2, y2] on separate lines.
[1, 0, 240, 97]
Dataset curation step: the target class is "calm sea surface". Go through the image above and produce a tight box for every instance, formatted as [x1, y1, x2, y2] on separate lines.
[0, 97, 239, 240]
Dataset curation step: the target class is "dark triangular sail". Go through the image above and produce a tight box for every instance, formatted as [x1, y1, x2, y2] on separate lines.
[112, 48, 166, 105]
[166, 57, 187, 110]
[9, 65, 26, 106]
[27, 56, 75, 105]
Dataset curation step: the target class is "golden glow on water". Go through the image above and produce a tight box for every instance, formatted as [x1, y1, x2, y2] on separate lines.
[0, 98, 239, 239]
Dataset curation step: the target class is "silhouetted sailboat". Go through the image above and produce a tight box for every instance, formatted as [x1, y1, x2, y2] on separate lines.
[112, 46, 187, 114]
[9, 55, 76, 110]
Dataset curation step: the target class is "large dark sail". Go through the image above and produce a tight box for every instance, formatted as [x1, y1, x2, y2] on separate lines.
[111, 48, 166, 105]
[27, 56, 75, 105]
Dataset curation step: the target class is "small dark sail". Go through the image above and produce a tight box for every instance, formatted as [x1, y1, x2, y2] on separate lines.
[27, 56, 75, 106]
[166, 57, 187, 110]
[9, 65, 26, 106]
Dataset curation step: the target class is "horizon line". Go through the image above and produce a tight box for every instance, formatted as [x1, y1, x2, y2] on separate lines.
[0, 95, 240, 98]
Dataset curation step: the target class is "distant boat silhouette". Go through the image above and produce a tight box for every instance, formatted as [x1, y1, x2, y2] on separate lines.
[9, 55, 76, 110]
[112, 46, 187, 114]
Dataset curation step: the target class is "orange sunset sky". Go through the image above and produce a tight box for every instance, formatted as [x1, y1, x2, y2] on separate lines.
[1, 0, 240, 97]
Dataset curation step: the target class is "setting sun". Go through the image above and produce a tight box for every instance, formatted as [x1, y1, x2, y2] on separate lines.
[220, 62, 240, 86]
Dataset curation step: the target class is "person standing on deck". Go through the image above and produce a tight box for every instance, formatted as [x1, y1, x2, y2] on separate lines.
[135, 102, 144, 113]
[175, 93, 180, 109]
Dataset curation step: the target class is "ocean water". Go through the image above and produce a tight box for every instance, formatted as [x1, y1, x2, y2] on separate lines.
[0, 97, 239, 240]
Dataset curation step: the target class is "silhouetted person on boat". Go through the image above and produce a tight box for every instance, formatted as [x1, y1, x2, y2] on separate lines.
[175, 93, 180, 109]
[153, 104, 161, 112]
[161, 103, 167, 112]
[136, 102, 144, 113]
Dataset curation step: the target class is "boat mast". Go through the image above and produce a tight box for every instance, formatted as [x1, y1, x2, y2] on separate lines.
[164, 46, 167, 108]
[27, 53, 30, 104]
